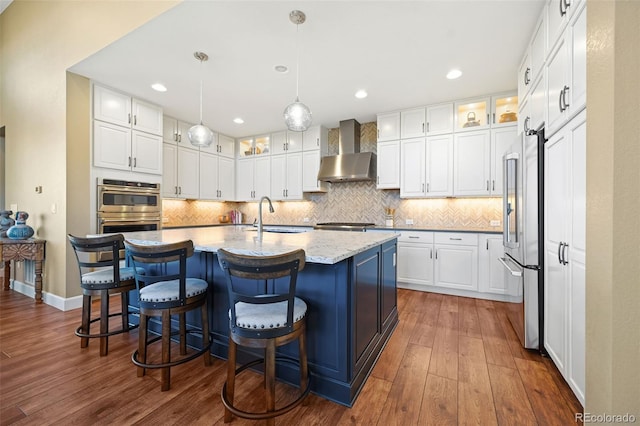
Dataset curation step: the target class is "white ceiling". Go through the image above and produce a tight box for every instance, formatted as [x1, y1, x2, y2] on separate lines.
[69, 0, 545, 138]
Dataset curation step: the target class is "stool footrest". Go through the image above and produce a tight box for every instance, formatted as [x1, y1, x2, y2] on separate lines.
[221, 356, 311, 420]
[75, 311, 139, 339]
[131, 330, 213, 370]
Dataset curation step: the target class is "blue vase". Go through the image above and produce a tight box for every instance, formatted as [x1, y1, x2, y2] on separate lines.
[0, 210, 14, 238]
[6, 211, 34, 240]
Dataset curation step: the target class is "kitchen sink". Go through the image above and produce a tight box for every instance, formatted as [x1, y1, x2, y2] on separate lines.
[244, 227, 309, 234]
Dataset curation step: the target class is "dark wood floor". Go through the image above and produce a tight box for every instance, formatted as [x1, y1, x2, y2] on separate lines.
[0, 288, 582, 425]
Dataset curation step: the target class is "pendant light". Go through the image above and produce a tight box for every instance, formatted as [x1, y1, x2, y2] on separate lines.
[283, 10, 312, 132]
[188, 51, 214, 147]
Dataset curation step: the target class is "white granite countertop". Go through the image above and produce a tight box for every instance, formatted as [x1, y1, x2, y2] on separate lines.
[122, 226, 398, 265]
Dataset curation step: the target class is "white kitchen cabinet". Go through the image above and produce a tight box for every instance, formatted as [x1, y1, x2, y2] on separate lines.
[377, 112, 400, 142]
[454, 97, 490, 132]
[302, 125, 329, 153]
[401, 107, 426, 139]
[544, 110, 586, 405]
[199, 132, 235, 158]
[425, 135, 453, 197]
[93, 84, 163, 175]
[400, 137, 425, 198]
[546, 0, 583, 53]
[453, 130, 490, 196]
[490, 93, 519, 128]
[162, 116, 201, 150]
[546, 1, 586, 137]
[490, 127, 518, 195]
[434, 233, 478, 291]
[162, 143, 199, 199]
[199, 152, 234, 201]
[302, 150, 329, 193]
[397, 231, 434, 289]
[270, 131, 288, 155]
[478, 234, 517, 296]
[94, 85, 162, 136]
[426, 103, 454, 136]
[376, 140, 400, 189]
[235, 155, 271, 201]
[238, 134, 270, 158]
[518, 9, 546, 104]
[270, 152, 303, 201]
[94, 121, 162, 175]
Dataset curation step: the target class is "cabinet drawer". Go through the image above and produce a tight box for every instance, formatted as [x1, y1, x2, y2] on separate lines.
[435, 232, 478, 246]
[398, 231, 434, 243]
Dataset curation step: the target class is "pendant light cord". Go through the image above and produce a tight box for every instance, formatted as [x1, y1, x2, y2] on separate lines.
[199, 57, 204, 125]
[295, 22, 300, 102]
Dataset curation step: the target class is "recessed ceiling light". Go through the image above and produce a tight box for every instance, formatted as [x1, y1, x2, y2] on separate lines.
[274, 65, 289, 73]
[233, 118, 244, 124]
[446, 69, 462, 80]
[355, 90, 368, 99]
[151, 83, 167, 92]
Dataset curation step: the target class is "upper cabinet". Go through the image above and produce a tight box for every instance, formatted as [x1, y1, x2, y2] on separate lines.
[377, 112, 400, 142]
[238, 134, 270, 157]
[93, 84, 163, 175]
[163, 117, 202, 151]
[490, 93, 519, 128]
[518, 9, 547, 103]
[426, 103, 454, 136]
[302, 125, 329, 153]
[401, 108, 426, 139]
[454, 97, 490, 132]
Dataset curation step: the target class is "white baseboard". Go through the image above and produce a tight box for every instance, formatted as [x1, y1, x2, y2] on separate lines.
[9, 279, 83, 311]
[397, 281, 521, 303]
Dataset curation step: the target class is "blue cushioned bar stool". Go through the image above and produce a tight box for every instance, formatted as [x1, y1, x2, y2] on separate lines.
[68, 234, 140, 357]
[124, 239, 212, 391]
[217, 248, 310, 425]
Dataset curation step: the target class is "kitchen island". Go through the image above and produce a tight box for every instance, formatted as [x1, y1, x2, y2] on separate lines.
[122, 226, 399, 407]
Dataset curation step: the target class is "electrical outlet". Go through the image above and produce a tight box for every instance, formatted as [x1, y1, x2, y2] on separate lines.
[162, 217, 170, 223]
[490, 220, 501, 227]
[303, 217, 310, 223]
[405, 218, 414, 225]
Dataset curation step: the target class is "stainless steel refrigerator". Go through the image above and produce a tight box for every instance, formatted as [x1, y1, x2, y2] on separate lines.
[499, 127, 545, 351]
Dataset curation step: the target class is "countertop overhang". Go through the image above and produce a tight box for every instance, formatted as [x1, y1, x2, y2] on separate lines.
[122, 226, 398, 265]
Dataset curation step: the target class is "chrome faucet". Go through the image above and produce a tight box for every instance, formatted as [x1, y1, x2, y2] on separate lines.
[257, 196, 274, 238]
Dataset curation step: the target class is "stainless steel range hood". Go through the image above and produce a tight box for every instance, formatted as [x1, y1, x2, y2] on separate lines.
[317, 119, 377, 182]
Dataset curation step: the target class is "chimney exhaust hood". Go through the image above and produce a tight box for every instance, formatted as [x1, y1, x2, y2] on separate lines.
[317, 119, 377, 182]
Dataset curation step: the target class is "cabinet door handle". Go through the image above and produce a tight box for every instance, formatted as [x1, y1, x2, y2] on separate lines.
[174, 132, 178, 142]
[562, 85, 570, 108]
[524, 116, 531, 134]
[377, 129, 380, 139]
[487, 114, 490, 125]
[283, 143, 286, 152]
[316, 137, 319, 146]
[426, 122, 430, 132]
[422, 183, 425, 192]
[435, 249, 438, 260]
[178, 186, 182, 195]
[559, 0, 566, 16]
[430, 248, 433, 259]
[486, 180, 490, 191]
[449, 237, 462, 241]
[559, 90, 565, 112]
[133, 115, 137, 126]
[492, 180, 495, 191]
[524, 67, 531, 85]
[408, 236, 420, 239]
[562, 243, 569, 265]
[486, 240, 489, 250]
[128, 156, 131, 167]
[175, 186, 178, 195]
[128, 113, 131, 124]
[422, 123, 425, 133]
[557, 242, 564, 264]
[133, 157, 137, 167]
[426, 183, 430, 193]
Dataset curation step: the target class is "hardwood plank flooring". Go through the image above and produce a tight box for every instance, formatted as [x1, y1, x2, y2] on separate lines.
[0, 288, 582, 425]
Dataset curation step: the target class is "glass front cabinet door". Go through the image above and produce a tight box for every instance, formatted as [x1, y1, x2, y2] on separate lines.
[455, 98, 489, 132]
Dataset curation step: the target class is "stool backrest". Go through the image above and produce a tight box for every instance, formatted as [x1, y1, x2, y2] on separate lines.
[124, 240, 194, 307]
[217, 249, 305, 338]
[68, 234, 125, 284]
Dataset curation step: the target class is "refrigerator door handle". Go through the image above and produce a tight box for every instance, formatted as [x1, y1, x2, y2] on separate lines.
[505, 252, 540, 271]
[499, 256, 523, 277]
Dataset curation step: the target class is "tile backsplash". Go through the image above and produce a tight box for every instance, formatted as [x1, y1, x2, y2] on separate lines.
[162, 122, 503, 232]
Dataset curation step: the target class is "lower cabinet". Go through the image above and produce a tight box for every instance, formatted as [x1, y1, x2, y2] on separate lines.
[394, 230, 517, 301]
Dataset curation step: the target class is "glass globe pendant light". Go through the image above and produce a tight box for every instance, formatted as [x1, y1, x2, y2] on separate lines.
[188, 51, 214, 147]
[283, 10, 312, 132]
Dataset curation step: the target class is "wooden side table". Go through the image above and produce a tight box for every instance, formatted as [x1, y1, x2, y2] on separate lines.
[0, 238, 46, 303]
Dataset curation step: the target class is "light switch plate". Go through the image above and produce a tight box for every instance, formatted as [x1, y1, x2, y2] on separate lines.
[405, 218, 414, 225]
[490, 220, 501, 227]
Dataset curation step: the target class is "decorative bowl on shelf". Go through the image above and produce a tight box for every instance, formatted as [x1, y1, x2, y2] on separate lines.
[218, 215, 230, 224]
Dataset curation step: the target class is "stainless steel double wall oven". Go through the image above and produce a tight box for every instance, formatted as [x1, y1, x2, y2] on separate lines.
[97, 179, 161, 234]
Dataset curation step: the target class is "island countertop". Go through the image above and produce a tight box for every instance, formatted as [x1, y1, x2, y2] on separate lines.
[122, 226, 398, 264]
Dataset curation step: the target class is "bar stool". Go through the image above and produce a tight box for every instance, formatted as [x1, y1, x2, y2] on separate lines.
[68, 234, 140, 356]
[217, 248, 310, 425]
[124, 239, 212, 391]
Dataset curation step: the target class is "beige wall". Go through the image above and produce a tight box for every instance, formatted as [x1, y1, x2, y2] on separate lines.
[0, 0, 179, 298]
[586, 0, 640, 415]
